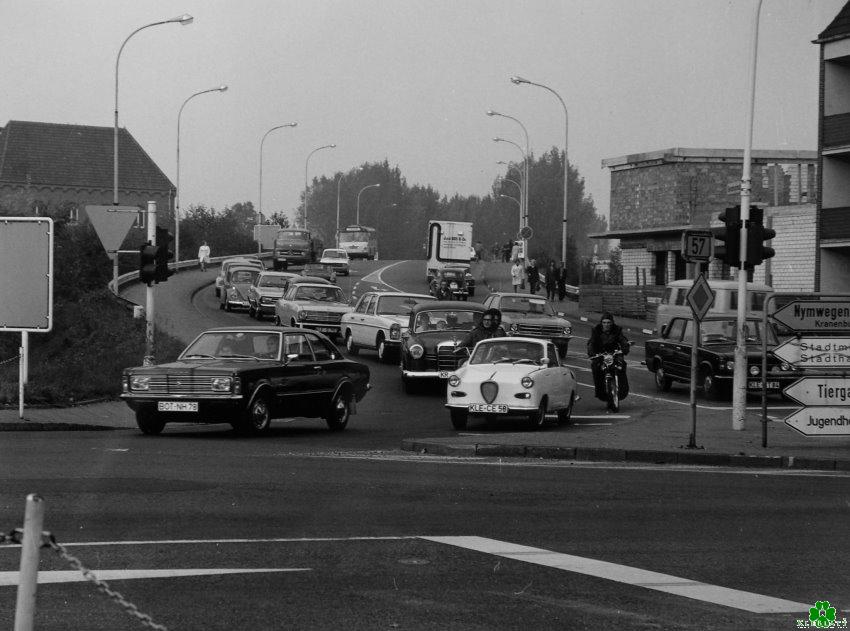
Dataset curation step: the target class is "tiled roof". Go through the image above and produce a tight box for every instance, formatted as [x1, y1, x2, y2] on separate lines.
[0, 120, 173, 192]
[817, 1, 850, 42]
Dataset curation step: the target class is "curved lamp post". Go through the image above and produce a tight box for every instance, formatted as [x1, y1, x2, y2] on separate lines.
[487, 110, 530, 238]
[493, 137, 527, 233]
[259, 123, 298, 226]
[114, 14, 193, 206]
[304, 144, 336, 229]
[175, 84, 227, 269]
[356, 183, 381, 225]
[511, 76, 569, 264]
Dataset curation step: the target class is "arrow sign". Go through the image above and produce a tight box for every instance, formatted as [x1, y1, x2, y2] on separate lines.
[85, 205, 141, 256]
[772, 336, 850, 368]
[782, 377, 850, 407]
[784, 407, 850, 436]
[770, 300, 850, 332]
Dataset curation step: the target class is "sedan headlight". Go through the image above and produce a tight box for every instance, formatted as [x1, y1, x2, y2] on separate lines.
[725, 360, 735, 371]
[389, 323, 401, 340]
[510, 323, 519, 333]
[297, 309, 307, 321]
[780, 361, 791, 371]
[129, 375, 150, 391]
[409, 343, 424, 359]
[521, 376, 534, 389]
[211, 376, 233, 392]
[448, 375, 460, 387]
[563, 326, 572, 335]
[260, 296, 274, 304]
[749, 365, 760, 376]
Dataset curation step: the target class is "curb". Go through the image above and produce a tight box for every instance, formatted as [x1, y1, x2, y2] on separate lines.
[0, 422, 117, 432]
[400, 439, 850, 472]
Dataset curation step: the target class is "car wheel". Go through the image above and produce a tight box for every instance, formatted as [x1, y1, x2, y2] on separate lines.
[654, 363, 673, 392]
[346, 331, 359, 355]
[450, 407, 468, 430]
[225, 301, 232, 312]
[556, 341, 570, 359]
[557, 392, 576, 425]
[325, 390, 351, 431]
[136, 407, 165, 436]
[376, 334, 392, 363]
[273, 315, 282, 326]
[247, 306, 256, 318]
[700, 369, 725, 400]
[237, 396, 272, 435]
[215, 288, 220, 298]
[529, 398, 548, 430]
[219, 301, 224, 310]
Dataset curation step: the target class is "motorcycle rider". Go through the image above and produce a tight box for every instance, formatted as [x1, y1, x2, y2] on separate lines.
[458, 308, 506, 351]
[586, 312, 630, 408]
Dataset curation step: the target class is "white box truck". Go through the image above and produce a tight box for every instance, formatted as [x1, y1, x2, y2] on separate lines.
[426, 220, 473, 283]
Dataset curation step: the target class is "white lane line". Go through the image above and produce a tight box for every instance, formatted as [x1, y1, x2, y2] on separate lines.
[422, 536, 810, 614]
[0, 568, 309, 587]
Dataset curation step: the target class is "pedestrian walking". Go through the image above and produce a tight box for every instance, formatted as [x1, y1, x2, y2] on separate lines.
[557, 262, 567, 301]
[197, 241, 211, 272]
[526, 258, 539, 294]
[545, 260, 557, 300]
[510, 259, 524, 292]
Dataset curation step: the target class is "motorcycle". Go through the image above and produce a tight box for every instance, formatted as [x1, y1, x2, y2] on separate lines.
[589, 347, 628, 412]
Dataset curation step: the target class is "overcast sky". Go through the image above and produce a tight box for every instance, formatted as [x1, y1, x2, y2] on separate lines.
[2, 0, 843, 224]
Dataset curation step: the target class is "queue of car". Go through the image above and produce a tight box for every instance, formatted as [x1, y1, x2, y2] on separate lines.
[123, 257, 797, 436]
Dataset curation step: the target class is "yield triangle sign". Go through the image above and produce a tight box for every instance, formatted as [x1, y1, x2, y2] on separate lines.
[85, 204, 140, 254]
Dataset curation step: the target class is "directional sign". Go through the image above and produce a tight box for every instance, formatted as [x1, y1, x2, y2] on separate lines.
[85, 205, 140, 255]
[772, 336, 850, 368]
[0, 217, 53, 332]
[784, 406, 850, 436]
[686, 273, 715, 321]
[770, 300, 850, 333]
[782, 377, 850, 407]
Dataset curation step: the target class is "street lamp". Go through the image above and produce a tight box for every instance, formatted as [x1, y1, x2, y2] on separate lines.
[175, 84, 227, 270]
[356, 183, 381, 225]
[493, 137, 527, 232]
[304, 144, 336, 230]
[259, 123, 298, 226]
[487, 110, 530, 238]
[511, 76, 569, 265]
[114, 14, 193, 206]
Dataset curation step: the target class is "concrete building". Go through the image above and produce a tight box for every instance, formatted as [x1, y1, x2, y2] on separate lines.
[816, 2, 850, 292]
[594, 147, 817, 291]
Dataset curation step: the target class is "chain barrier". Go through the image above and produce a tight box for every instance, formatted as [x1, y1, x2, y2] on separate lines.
[0, 354, 22, 368]
[1, 528, 169, 631]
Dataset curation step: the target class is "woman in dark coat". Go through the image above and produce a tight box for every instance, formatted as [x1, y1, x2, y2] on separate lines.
[545, 261, 557, 300]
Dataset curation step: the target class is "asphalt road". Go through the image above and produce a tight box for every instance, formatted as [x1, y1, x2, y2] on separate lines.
[0, 259, 842, 629]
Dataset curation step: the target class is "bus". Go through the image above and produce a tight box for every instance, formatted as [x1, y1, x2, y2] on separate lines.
[338, 225, 378, 260]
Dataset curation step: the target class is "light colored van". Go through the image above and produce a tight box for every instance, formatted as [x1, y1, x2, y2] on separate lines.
[655, 279, 773, 333]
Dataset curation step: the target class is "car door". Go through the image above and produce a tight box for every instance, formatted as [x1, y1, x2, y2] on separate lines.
[275, 332, 320, 417]
[304, 332, 345, 408]
[362, 294, 381, 348]
[543, 342, 570, 408]
[663, 318, 691, 380]
[352, 294, 374, 346]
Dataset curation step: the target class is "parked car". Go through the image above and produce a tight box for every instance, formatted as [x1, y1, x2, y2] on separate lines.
[445, 336, 578, 430]
[400, 301, 486, 393]
[219, 266, 261, 312]
[121, 326, 370, 435]
[319, 248, 351, 276]
[273, 282, 352, 338]
[341, 291, 436, 362]
[247, 271, 300, 320]
[644, 315, 802, 399]
[302, 262, 337, 282]
[215, 257, 263, 298]
[481, 292, 572, 357]
[429, 267, 471, 300]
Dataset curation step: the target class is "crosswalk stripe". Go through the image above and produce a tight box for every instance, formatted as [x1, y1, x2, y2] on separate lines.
[0, 568, 309, 586]
[421, 536, 809, 614]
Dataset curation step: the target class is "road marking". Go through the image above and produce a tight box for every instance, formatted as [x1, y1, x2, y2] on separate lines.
[422, 536, 810, 614]
[0, 568, 310, 587]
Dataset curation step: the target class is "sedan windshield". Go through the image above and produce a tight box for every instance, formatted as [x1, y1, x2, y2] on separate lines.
[181, 332, 282, 360]
[499, 296, 556, 315]
[258, 275, 288, 288]
[413, 310, 479, 333]
[378, 295, 431, 316]
[694, 319, 778, 345]
[293, 286, 344, 302]
[470, 340, 545, 365]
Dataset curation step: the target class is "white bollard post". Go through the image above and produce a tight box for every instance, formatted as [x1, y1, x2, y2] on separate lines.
[14, 494, 45, 631]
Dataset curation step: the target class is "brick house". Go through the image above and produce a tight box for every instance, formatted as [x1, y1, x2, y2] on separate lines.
[594, 147, 817, 291]
[816, 2, 850, 292]
[0, 120, 174, 235]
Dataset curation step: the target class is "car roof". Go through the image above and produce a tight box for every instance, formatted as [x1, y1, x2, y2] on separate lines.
[490, 292, 547, 298]
[291, 282, 338, 289]
[289, 275, 333, 284]
[322, 249, 346, 254]
[368, 292, 434, 299]
[477, 336, 546, 346]
[228, 265, 260, 273]
[258, 270, 298, 278]
[411, 301, 486, 313]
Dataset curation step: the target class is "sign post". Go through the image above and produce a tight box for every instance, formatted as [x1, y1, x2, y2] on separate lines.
[684, 268, 715, 449]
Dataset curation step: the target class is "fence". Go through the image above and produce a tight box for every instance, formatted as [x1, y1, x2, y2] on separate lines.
[578, 285, 666, 320]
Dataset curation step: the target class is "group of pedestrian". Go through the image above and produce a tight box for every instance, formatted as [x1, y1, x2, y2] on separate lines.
[510, 257, 570, 300]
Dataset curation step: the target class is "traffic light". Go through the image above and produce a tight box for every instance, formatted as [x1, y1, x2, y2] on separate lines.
[138, 241, 157, 285]
[712, 205, 741, 268]
[744, 206, 776, 268]
[154, 226, 174, 283]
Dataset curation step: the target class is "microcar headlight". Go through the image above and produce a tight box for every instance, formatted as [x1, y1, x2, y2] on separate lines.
[448, 375, 460, 387]
[409, 344, 424, 359]
[510, 323, 519, 333]
[297, 309, 307, 321]
[521, 376, 534, 389]
[130, 375, 150, 391]
[389, 323, 401, 340]
[563, 326, 572, 335]
[725, 360, 735, 371]
[749, 365, 760, 376]
[211, 376, 233, 392]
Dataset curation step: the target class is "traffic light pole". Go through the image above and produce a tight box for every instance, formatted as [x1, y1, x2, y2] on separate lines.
[732, 0, 763, 431]
[144, 201, 156, 367]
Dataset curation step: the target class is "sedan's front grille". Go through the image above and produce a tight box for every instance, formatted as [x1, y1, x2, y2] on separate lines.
[513, 323, 565, 337]
[436, 344, 463, 371]
[143, 375, 221, 395]
[304, 311, 343, 323]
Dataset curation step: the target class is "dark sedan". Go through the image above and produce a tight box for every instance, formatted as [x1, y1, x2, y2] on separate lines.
[400, 301, 486, 393]
[121, 326, 370, 435]
[644, 315, 802, 399]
